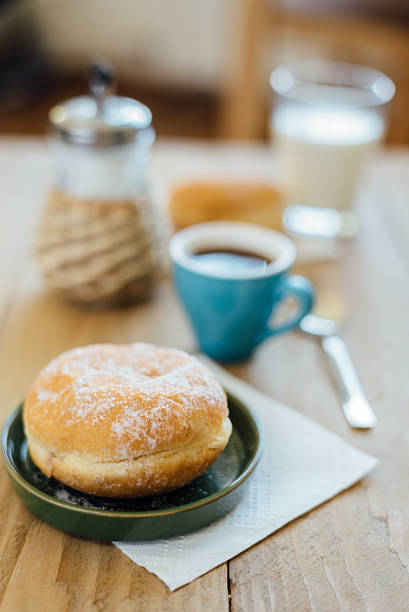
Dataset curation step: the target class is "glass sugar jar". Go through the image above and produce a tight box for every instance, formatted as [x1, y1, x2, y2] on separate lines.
[36, 63, 162, 307]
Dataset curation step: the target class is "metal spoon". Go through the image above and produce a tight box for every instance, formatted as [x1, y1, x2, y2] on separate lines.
[300, 313, 377, 429]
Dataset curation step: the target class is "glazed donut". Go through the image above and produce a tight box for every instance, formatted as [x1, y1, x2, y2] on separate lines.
[168, 180, 285, 231]
[23, 343, 232, 498]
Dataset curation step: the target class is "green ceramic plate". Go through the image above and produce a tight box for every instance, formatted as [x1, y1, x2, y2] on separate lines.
[1, 394, 262, 541]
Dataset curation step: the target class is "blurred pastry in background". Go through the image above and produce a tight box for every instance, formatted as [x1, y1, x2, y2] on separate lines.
[168, 181, 285, 231]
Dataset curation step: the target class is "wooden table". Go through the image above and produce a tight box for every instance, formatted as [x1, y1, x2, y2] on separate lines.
[1, 138, 409, 611]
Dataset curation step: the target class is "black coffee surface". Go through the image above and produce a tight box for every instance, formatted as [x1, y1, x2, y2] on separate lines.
[191, 248, 271, 274]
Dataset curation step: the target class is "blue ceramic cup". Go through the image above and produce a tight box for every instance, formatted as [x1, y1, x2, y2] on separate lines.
[170, 222, 314, 361]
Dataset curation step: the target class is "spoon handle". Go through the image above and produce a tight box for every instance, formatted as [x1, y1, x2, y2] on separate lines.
[321, 335, 377, 429]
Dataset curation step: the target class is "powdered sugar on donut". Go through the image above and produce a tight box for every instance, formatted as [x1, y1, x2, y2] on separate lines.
[24, 343, 228, 461]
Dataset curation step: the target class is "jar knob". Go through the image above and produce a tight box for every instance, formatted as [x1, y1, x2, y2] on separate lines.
[88, 59, 116, 116]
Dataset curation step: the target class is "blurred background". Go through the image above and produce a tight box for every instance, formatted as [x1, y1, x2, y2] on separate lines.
[1, 0, 409, 143]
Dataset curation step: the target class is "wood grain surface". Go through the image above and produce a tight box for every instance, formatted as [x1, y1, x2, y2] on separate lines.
[0, 138, 408, 611]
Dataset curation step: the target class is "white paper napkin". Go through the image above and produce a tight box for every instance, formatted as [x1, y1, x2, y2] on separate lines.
[114, 360, 377, 590]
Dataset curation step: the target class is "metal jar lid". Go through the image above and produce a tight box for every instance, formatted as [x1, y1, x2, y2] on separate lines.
[49, 61, 153, 146]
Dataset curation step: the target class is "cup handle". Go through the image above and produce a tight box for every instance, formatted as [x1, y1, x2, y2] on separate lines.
[258, 275, 315, 342]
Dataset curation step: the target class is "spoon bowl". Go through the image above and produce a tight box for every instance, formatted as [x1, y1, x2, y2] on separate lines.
[300, 313, 338, 337]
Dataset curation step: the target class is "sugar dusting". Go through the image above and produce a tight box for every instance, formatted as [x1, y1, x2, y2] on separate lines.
[30, 343, 227, 460]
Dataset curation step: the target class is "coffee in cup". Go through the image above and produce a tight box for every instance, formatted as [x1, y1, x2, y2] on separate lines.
[169, 221, 314, 361]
